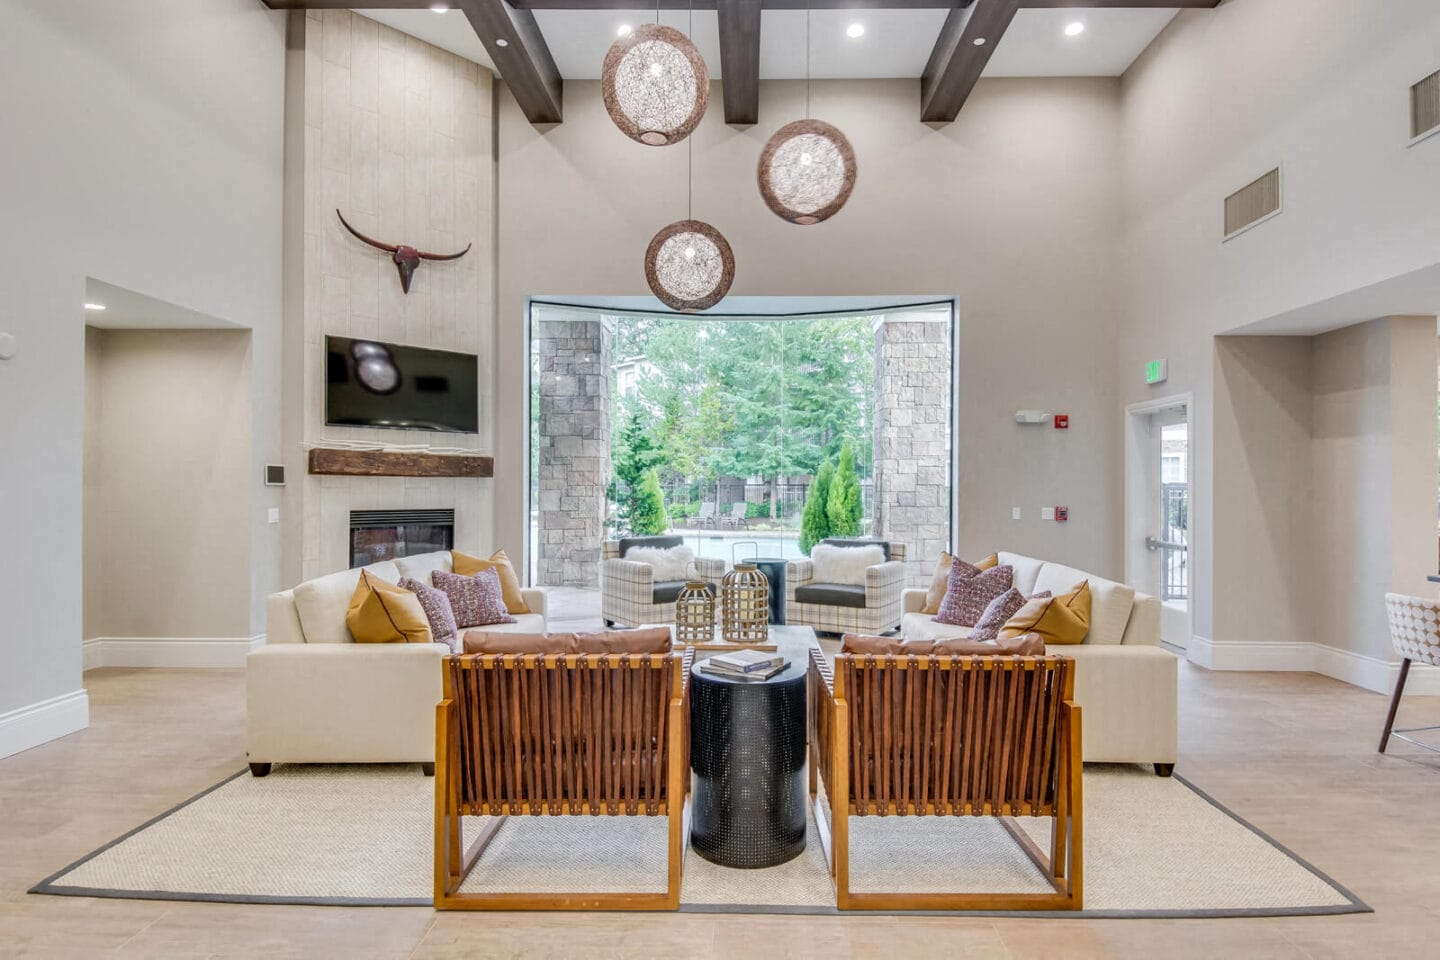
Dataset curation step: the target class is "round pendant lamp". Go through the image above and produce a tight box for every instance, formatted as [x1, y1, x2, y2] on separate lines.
[757, 119, 857, 225]
[601, 23, 709, 146]
[644, 219, 734, 313]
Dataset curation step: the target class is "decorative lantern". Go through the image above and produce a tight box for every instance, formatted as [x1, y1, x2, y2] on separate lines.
[721, 563, 770, 645]
[674, 579, 716, 645]
[601, 23, 709, 147]
[757, 119, 857, 225]
[644, 219, 735, 313]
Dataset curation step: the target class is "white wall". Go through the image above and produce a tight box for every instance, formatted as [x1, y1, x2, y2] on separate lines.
[495, 77, 1126, 581]
[0, 0, 285, 757]
[1119, 0, 1440, 656]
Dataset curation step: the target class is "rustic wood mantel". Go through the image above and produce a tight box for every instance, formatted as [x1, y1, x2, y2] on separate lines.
[307, 448, 494, 479]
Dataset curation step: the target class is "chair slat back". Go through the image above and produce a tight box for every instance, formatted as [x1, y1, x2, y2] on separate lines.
[445, 653, 679, 816]
[839, 654, 1072, 817]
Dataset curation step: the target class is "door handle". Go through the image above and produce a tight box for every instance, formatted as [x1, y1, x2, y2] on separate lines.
[1146, 536, 1185, 551]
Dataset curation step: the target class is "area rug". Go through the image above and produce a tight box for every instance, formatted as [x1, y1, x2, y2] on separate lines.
[30, 764, 1368, 918]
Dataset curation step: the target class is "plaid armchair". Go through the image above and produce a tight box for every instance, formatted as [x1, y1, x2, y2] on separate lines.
[602, 536, 725, 628]
[786, 539, 907, 635]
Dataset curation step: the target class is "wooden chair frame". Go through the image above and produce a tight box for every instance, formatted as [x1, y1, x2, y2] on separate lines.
[807, 647, 1082, 911]
[434, 648, 694, 910]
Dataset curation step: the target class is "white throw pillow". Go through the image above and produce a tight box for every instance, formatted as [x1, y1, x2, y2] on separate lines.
[624, 545, 695, 582]
[810, 543, 886, 586]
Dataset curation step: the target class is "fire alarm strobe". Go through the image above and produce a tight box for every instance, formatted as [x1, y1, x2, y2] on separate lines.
[1053, 414, 1069, 429]
[1055, 506, 1069, 523]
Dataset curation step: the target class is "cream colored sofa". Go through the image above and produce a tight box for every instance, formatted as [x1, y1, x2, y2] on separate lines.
[902, 551, 1178, 774]
[247, 551, 545, 776]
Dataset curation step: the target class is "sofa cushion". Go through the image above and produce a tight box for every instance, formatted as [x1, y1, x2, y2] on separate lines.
[653, 579, 713, 605]
[627, 545, 695, 583]
[393, 551, 453, 583]
[1033, 562, 1135, 645]
[463, 627, 672, 656]
[820, 538, 892, 561]
[619, 535, 684, 558]
[936, 564, 1013, 626]
[433, 569, 517, 629]
[293, 560, 400, 644]
[346, 571, 433, 645]
[810, 543, 886, 586]
[997, 552, 1044, 596]
[795, 583, 868, 608]
[1001, 581, 1091, 645]
[452, 549, 531, 615]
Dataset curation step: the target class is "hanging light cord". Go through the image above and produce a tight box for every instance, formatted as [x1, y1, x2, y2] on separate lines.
[687, 0, 694, 220]
[805, 9, 811, 120]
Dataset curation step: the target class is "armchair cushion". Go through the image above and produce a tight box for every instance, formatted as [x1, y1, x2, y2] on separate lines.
[795, 583, 868, 608]
[625, 544, 695, 581]
[821, 538, 893, 560]
[463, 628, 673, 656]
[841, 632, 1046, 657]
[653, 579, 713, 605]
[811, 543, 886, 585]
[619, 535, 684, 557]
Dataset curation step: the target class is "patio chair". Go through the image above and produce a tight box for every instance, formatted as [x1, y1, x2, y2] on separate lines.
[719, 503, 749, 529]
[808, 646, 1082, 910]
[693, 502, 717, 527]
[434, 645, 695, 910]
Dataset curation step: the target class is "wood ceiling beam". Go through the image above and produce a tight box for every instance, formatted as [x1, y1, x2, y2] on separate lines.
[716, 0, 763, 125]
[1019, 1, 1220, 7]
[262, 1, 436, 9]
[920, 0, 1015, 124]
[457, 1, 564, 123]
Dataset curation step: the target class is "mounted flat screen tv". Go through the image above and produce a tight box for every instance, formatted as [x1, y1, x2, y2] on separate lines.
[325, 336, 479, 434]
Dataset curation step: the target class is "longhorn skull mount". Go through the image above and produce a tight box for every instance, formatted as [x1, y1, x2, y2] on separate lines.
[335, 210, 471, 294]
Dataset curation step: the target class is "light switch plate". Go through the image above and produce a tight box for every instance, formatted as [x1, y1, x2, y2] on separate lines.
[1011, 507, 1022, 520]
[267, 507, 281, 524]
[1041, 506, 1055, 521]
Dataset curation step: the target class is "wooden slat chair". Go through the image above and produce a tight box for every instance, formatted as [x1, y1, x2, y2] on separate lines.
[808, 648, 1082, 911]
[434, 648, 694, 910]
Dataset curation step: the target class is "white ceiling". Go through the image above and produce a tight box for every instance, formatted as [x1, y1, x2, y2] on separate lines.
[83, 278, 239, 330]
[356, 6, 1181, 82]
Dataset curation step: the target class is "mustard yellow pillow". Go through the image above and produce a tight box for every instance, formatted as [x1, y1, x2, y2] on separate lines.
[452, 549, 530, 615]
[999, 581, 1091, 646]
[921, 552, 1002, 615]
[347, 570, 433, 644]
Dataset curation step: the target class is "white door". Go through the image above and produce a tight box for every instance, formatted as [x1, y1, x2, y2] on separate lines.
[1125, 397, 1193, 650]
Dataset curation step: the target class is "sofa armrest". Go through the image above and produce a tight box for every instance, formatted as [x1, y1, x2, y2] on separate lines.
[265, 590, 304, 645]
[865, 560, 908, 606]
[603, 557, 655, 587]
[786, 559, 814, 594]
[693, 556, 726, 581]
[521, 588, 546, 619]
[246, 643, 444, 764]
[903, 588, 928, 615]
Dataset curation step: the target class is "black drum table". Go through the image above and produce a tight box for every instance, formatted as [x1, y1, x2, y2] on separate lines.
[689, 648, 808, 868]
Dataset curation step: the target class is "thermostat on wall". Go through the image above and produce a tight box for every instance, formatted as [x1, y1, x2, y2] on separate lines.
[1014, 410, 1050, 424]
[265, 465, 286, 486]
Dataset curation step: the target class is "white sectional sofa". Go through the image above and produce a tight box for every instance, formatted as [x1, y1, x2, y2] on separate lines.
[247, 550, 545, 776]
[902, 551, 1178, 774]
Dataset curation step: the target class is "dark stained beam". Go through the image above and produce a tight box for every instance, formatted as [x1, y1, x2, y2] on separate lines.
[716, 0, 762, 125]
[920, 0, 1016, 124]
[456, 0, 563, 123]
[263, 1, 434, 8]
[1020, 1, 1220, 7]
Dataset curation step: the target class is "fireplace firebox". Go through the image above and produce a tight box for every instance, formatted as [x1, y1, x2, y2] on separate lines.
[350, 509, 454, 567]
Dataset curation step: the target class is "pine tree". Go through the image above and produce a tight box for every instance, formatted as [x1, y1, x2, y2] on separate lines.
[630, 467, 669, 536]
[612, 410, 663, 533]
[800, 459, 834, 555]
[827, 442, 863, 538]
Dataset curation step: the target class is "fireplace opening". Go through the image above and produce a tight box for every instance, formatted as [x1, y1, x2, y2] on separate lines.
[350, 509, 454, 567]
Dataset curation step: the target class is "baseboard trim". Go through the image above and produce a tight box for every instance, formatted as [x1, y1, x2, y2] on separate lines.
[0, 689, 89, 760]
[83, 636, 265, 670]
[1188, 636, 1439, 695]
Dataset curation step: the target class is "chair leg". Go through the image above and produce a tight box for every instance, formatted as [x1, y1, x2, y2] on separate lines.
[1379, 658, 1412, 754]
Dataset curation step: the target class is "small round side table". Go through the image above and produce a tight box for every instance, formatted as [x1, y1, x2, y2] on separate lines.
[689, 657, 807, 868]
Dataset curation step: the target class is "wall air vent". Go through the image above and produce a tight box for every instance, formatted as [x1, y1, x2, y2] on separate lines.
[1412, 69, 1440, 142]
[1223, 167, 1281, 240]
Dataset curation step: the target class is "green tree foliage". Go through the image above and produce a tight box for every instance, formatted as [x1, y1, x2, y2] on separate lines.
[800, 459, 835, 554]
[612, 410, 663, 533]
[827, 442, 863, 538]
[629, 467, 669, 536]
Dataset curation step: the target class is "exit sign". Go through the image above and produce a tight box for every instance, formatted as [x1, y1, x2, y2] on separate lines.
[1145, 359, 1168, 385]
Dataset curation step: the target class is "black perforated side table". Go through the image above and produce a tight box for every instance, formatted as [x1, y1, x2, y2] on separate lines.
[689, 650, 808, 869]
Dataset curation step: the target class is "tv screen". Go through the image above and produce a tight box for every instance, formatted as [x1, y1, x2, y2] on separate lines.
[325, 336, 479, 434]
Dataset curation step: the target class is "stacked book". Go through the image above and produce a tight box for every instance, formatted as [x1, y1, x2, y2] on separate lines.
[700, 649, 789, 681]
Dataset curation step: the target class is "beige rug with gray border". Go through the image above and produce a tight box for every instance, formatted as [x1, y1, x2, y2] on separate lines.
[31, 764, 1368, 918]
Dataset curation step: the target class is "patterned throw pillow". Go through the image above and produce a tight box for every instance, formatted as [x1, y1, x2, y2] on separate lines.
[433, 568, 517, 629]
[969, 589, 1050, 642]
[400, 577, 459, 651]
[935, 564, 1014, 627]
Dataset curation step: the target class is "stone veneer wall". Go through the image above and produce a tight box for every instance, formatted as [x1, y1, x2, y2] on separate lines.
[534, 318, 612, 587]
[872, 315, 952, 585]
[287, 10, 495, 581]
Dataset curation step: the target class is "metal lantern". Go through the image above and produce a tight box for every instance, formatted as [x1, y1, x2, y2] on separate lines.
[674, 579, 716, 645]
[721, 563, 770, 645]
[757, 119, 857, 225]
[644, 219, 735, 313]
[601, 23, 709, 147]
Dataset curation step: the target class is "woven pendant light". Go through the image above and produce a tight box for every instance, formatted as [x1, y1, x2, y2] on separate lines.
[601, 23, 709, 146]
[644, 219, 734, 313]
[757, 12, 856, 225]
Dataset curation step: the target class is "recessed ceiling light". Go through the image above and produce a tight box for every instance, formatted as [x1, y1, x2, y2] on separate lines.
[495, 38, 509, 47]
[84, 303, 106, 311]
[1064, 21, 1085, 37]
[846, 23, 865, 39]
[429, 3, 449, 12]
[617, 24, 632, 38]
[973, 37, 986, 46]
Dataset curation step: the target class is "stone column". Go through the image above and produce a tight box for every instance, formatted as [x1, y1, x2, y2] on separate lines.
[535, 317, 611, 587]
[872, 315, 951, 585]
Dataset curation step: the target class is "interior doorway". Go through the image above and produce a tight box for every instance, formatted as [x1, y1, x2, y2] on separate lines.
[1125, 394, 1194, 651]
